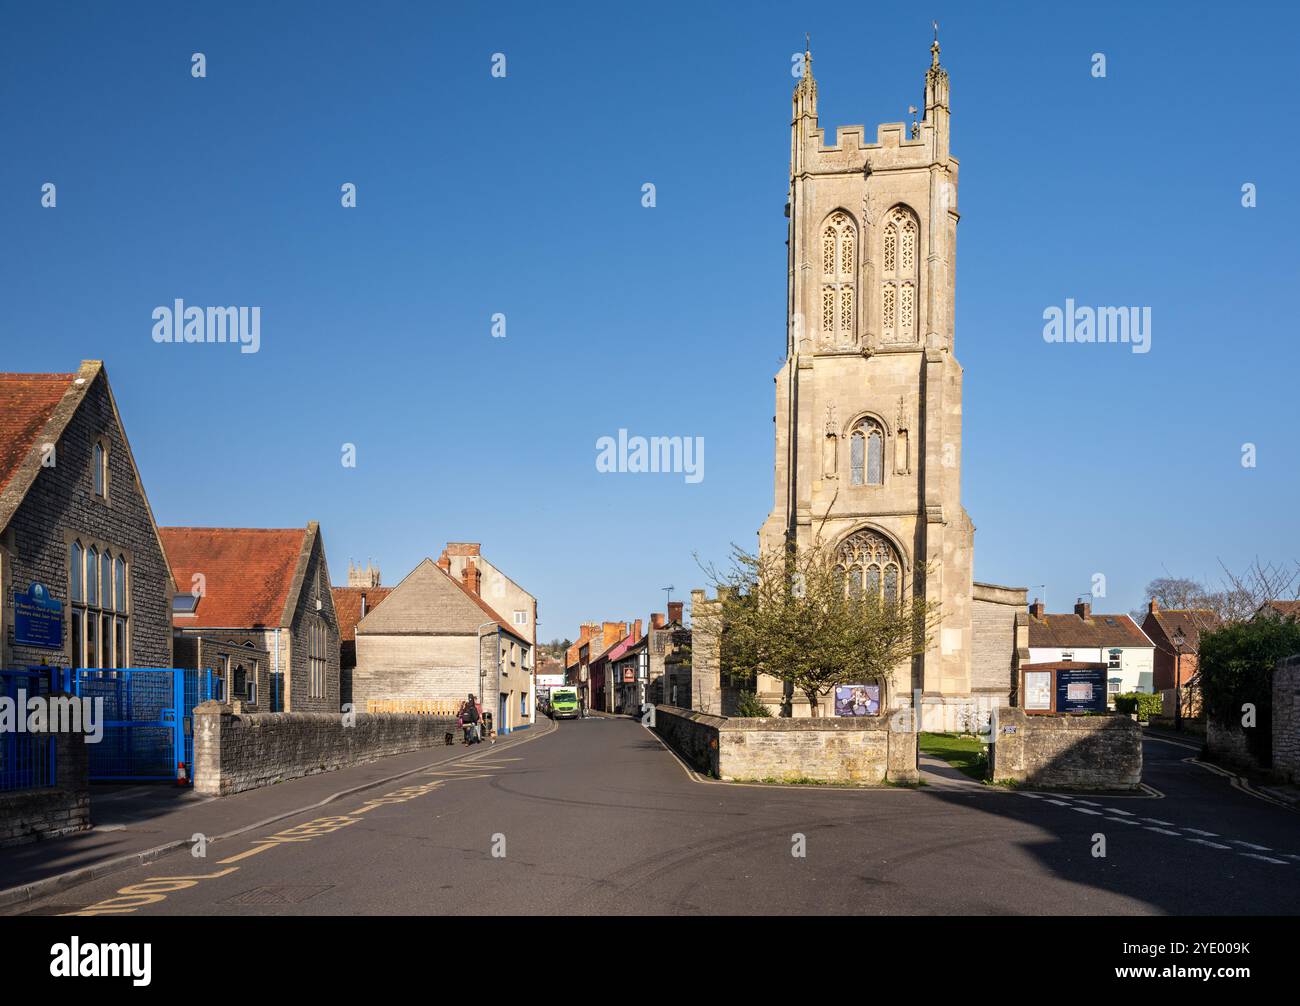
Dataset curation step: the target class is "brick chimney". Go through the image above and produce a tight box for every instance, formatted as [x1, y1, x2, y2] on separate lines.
[436, 552, 450, 572]
[650, 612, 665, 630]
[667, 601, 684, 624]
[446, 542, 481, 557]
[461, 560, 481, 596]
[1029, 599, 1045, 619]
[579, 623, 596, 643]
[632, 618, 642, 642]
[1148, 597, 1159, 614]
[1074, 600, 1091, 619]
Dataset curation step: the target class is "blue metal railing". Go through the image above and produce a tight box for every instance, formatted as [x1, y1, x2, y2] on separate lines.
[0, 669, 57, 791]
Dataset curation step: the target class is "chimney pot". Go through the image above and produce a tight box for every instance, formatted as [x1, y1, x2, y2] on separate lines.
[1148, 597, 1159, 614]
[1074, 600, 1091, 619]
[1029, 600, 1044, 619]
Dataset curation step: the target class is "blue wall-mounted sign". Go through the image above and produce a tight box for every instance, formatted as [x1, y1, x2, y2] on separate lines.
[1055, 666, 1107, 714]
[14, 582, 63, 649]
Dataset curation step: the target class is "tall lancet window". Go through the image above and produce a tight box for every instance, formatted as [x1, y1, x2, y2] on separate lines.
[820, 212, 857, 346]
[881, 207, 919, 343]
[849, 418, 885, 486]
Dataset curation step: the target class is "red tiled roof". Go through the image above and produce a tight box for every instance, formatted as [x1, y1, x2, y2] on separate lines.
[1028, 611, 1152, 649]
[161, 527, 308, 628]
[1261, 600, 1300, 619]
[1144, 608, 1220, 651]
[331, 586, 393, 642]
[0, 373, 74, 497]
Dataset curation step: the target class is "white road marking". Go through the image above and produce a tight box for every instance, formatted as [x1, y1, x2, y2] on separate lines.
[1072, 808, 1103, 816]
[1106, 816, 1140, 825]
[1103, 807, 1134, 816]
[1231, 840, 1273, 852]
[1185, 828, 1219, 837]
[1239, 852, 1288, 865]
[1141, 818, 1176, 826]
[1047, 799, 1072, 807]
[1145, 827, 1182, 836]
[1075, 799, 1102, 807]
[1188, 838, 1231, 850]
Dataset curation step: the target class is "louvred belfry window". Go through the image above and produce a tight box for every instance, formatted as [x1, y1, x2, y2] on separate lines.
[881, 207, 919, 343]
[820, 212, 857, 346]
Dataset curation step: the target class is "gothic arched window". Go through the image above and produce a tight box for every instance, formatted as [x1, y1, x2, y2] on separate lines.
[881, 207, 919, 344]
[835, 530, 903, 605]
[849, 418, 885, 486]
[820, 212, 857, 346]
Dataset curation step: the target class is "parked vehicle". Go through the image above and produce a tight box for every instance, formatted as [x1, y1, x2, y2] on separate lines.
[549, 687, 580, 720]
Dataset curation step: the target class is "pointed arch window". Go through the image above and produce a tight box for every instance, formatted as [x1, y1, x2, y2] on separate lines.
[881, 207, 919, 344]
[849, 418, 885, 486]
[835, 530, 904, 605]
[820, 212, 857, 346]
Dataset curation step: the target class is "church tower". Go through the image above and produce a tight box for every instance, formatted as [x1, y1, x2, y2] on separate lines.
[759, 34, 976, 729]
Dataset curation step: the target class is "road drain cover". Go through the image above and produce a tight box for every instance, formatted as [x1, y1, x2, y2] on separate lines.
[222, 885, 334, 906]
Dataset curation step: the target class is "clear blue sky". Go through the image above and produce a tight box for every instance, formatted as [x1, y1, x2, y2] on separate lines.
[2, 1, 1295, 641]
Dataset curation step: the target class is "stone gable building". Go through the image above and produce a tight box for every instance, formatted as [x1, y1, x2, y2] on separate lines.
[161, 523, 340, 713]
[353, 557, 533, 733]
[758, 40, 1025, 728]
[0, 361, 175, 670]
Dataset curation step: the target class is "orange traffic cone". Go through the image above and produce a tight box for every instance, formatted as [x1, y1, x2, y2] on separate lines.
[176, 760, 189, 786]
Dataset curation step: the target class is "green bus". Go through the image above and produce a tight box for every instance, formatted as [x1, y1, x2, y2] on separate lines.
[549, 687, 580, 720]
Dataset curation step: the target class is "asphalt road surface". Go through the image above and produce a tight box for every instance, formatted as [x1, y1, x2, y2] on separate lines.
[14, 717, 1300, 915]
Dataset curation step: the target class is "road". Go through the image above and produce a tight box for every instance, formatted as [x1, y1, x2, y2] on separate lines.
[13, 717, 1300, 915]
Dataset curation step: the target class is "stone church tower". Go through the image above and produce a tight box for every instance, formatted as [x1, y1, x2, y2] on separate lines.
[759, 37, 1009, 729]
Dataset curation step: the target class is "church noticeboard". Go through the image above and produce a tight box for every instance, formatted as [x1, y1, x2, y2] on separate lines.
[1023, 671, 1052, 712]
[1055, 666, 1108, 714]
[14, 582, 63, 649]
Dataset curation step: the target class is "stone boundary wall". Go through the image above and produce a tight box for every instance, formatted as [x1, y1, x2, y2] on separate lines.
[0, 728, 91, 847]
[653, 705, 918, 784]
[193, 702, 455, 796]
[991, 707, 1142, 790]
[1272, 655, 1299, 783]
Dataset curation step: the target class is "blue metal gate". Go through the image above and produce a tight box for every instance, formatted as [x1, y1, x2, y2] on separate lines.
[57, 668, 219, 783]
[0, 669, 57, 791]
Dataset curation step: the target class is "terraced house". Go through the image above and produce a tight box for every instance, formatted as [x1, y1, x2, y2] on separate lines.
[161, 523, 340, 712]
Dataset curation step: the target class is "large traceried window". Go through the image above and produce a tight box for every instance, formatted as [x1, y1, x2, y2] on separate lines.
[820, 212, 857, 347]
[849, 418, 885, 486]
[836, 530, 903, 605]
[881, 207, 919, 344]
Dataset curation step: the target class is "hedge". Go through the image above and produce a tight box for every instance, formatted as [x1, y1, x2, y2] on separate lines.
[1113, 692, 1163, 719]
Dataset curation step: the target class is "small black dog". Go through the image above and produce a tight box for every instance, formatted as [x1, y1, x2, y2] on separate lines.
[444, 731, 454, 746]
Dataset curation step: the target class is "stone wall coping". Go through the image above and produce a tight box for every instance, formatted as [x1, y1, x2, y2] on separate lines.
[1278, 653, 1300, 670]
[655, 704, 891, 732]
[996, 707, 1139, 731]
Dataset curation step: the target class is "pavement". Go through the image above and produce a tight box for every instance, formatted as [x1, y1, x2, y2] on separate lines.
[5, 714, 1298, 916]
[0, 721, 550, 910]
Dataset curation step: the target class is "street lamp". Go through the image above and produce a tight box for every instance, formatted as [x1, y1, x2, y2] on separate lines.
[1171, 626, 1187, 732]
